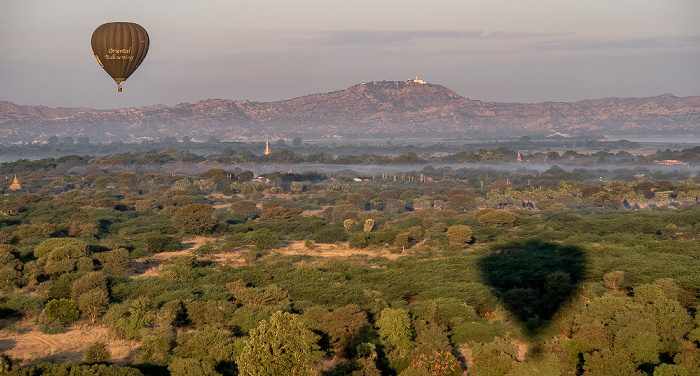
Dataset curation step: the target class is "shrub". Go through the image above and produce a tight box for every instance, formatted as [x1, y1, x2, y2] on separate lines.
[236, 312, 321, 376]
[0, 247, 21, 291]
[35, 238, 92, 276]
[71, 271, 107, 301]
[313, 226, 348, 243]
[83, 341, 111, 364]
[394, 232, 410, 250]
[0, 352, 10, 373]
[34, 238, 89, 260]
[38, 321, 67, 334]
[228, 281, 289, 307]
[245, 228, 280, 251]
[49, 273, 83, 300]
[168, 357, 219, 376]
[229, 200, 260, 219]
[316, 304, 369, 357]
[194, 244, 217, 255]
[260, 207, 303, 221]
[139, 232, 183, 254]
[450, 321, 504, 345]
[0, 293, 46, 318]
[104, 298, 154, 340]
[222, 233, 247, 251]
[445, 225, 473, 245]
[348, 232, 377, 249]
[5, 362, 144, 375]
[139, 331, 175, 363]
[42, 298, 79, 323]
[95, 248, 131, 276]
[171, 204, 217, 234]
[477, 210, 517, 226]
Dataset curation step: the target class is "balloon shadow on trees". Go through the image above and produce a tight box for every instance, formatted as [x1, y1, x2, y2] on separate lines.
[478, 240, 587, 334]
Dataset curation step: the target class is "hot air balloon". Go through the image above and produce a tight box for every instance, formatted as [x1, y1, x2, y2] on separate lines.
[91, 22, 149, 92]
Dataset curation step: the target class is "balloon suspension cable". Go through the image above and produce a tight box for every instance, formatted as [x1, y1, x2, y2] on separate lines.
[117, 84, 123, 93]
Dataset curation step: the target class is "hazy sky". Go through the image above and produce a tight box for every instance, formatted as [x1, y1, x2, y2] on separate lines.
[2, 0, 699, 109]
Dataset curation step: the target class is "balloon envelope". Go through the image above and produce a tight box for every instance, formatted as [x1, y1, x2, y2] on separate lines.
[91, 22, 149, 88]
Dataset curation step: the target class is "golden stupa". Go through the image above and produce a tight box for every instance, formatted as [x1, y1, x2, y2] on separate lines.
[9, 175, 21, 190]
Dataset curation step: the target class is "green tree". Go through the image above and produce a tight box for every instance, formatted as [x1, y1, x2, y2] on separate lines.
[350, 343, 382, 374]
[6, 362, 144, 375]
[104, 298, 154, 340]
[76, 289, 109, 323]
[469, 338, 518, 376]
[0, 246, 22, 291]
[230, 200, 260, 220]
[159, 255, 198, 283]
[139, 330, 175, 363]
[411, 319, 451, 355]
[172, 327, 237, 374]
[83, 341, 111, 364]
[42, 298, 79, 323]
[653, 363, 691, 376]
[445, 225, 472, 246]
[245, 229, 280, 251]
[172, 204, 217, 234]
[168, 357, 221, 376]
[71, 271, 107, 300]
[236, 311, 321, 376]
[446, 194, 476, 212]
[613, 329, 661, 365]
[2, 201, 19, 216]
[394, 232, 410, 251]
[582, 348, 636, 376]
[603, 270, 625, 293]
[34, 238, 92, 276]
[227, 281, 289, 307]
[139, 232, 183, 254]
[95, 248, 130, 276]
[377, 308, 414, 373]
[477, 210, 517, 226]
[317, 304, 369, 358]
[260, 207, 303, 221]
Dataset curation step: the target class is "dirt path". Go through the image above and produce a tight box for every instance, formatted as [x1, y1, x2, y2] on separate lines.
[0, 324, 139, 367]
[30, 333, 60, 351]
[128, 236, 214, 278]
[128, 237, 405, 278]
[275, 241, 403, 260]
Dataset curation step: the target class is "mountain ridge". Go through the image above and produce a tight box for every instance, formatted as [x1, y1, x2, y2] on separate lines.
[1, 80, 699, 142]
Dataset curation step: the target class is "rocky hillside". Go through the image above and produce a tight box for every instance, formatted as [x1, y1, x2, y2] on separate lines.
[1, 80, 699, 142]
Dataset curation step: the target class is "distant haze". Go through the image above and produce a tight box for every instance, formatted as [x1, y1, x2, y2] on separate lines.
[1, 0, 699, 109]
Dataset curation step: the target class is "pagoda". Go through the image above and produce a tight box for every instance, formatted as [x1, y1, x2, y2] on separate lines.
[264, 141, 270, 155]
[9, 175, 21, 190]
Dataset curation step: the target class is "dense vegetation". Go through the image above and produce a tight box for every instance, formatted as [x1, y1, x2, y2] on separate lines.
[0, 144, 698, 375]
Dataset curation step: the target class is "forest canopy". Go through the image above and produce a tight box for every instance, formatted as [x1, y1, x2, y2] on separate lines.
[0, 143, 699, 376]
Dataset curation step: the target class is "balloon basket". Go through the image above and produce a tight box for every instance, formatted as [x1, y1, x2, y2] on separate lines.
[118, 85, 122, 93]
